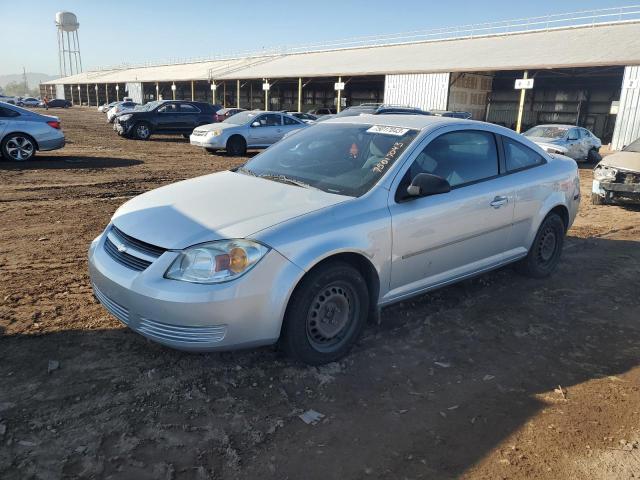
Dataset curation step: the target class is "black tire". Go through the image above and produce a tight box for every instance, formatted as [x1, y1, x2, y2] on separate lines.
[205, 148, 218, 155]
[280, 261, 369, 365]
[516, 213, 565, 278]
[133, 122, 152, 140]
[226, 135, 246, 156]
[1, 133, 36, 161]
[591, 192, 606, 205]
[587, 148, 602, 164]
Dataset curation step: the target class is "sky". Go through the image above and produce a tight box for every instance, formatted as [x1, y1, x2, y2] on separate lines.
[0, 0, 636, 76]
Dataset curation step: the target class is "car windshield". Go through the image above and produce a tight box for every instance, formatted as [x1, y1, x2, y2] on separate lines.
[223, 111, 260, 125]
[524, 126, 568, 139]
[239, 123, 419, 197]
[623, 138, 640, 153]
[335, 106, 376, 118]
[138, 101, 162, 111]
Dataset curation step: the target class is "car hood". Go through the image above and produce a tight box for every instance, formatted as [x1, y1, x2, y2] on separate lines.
[599, 151, 640, 172]
[527, 137, 568, 153]
[194, 122, 243, 132]
[112, 170, 350, 250]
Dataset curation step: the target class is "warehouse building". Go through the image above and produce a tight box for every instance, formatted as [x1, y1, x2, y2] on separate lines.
[42, 7, 640, 149]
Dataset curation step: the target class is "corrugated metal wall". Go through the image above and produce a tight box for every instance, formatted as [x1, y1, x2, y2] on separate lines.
[56, 84, 65, 100]
[384, 73, 450, 111]
[125, 82, 143, 104]
[448, 73, 493, 120]
[612, 66, 640, 150]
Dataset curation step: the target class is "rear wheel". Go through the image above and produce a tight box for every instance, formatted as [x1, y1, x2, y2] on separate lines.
[280, 261, 369, 365]
[226, 135, 247, 156]
[516, 213, 565, 278]
[1, 134, 36, 161]
[134, 122, 151, 140]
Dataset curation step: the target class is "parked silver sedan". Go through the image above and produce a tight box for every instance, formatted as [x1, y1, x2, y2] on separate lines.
[0, 102, 65, 161]
[90, 115, 580, 364]
[523, 124, 601, 162]
[190, 110, 307, 156]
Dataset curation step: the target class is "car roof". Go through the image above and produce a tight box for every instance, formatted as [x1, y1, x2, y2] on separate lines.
[323, 113, 468, 130]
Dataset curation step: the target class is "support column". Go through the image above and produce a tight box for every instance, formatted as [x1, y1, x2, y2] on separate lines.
[156, 82, 159, 101]
[237, 80, 240, 108]
[337, 76, 342, 113]
[264, 79, 268, 111]
[516, 70, 528, 133]
[298, 77, 302, 112]
[223, 82, 226, 108]
[191, 80, 195, 101]
[86, 84, 90, 106]
[172, 83, 176, 100]
[105, 84, 109, 104]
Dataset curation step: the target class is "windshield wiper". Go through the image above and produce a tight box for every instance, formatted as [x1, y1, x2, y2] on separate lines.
[258, 173, 319, 190]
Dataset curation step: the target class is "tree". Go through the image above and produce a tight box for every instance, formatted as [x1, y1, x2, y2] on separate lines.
[2, 81, 39, 97]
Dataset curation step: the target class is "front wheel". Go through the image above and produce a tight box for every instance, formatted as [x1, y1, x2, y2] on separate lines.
[133, 122, 151, 140]
[226, 136, 247, 156]
[280, 262, 369, 365]
[516, 213, 565, 278]
[1, 134, 36, 161]
[587, 148, 602, 164]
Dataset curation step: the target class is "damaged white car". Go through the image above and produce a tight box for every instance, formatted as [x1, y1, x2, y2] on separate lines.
[592, 137, 640, 205]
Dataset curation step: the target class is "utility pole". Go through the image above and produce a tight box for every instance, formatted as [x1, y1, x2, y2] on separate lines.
[22, 67, 28, 95]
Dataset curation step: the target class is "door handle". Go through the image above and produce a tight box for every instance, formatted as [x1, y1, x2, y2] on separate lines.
[490, 196, 508, 208]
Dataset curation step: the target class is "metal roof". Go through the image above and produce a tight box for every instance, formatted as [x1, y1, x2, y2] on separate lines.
[45, 21, 640, 85]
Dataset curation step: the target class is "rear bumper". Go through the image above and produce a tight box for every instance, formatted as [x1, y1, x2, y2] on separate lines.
[88, 229, 303, 352]
[38, 133, 65, 152]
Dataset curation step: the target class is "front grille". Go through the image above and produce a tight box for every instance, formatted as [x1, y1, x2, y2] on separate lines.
[93, 284, 129, 324]
[103, 226, 166, 272]
[191, 130, 207, 136]
[617, 170, 640, 184]
[138, 317, 227, 344]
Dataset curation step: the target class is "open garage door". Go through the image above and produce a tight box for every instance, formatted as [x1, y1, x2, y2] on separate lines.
[384, 73, 449, 111]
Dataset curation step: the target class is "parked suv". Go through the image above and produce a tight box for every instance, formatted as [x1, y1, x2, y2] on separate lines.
[114, 100, 221, 140]
[0, 102, 65, 161]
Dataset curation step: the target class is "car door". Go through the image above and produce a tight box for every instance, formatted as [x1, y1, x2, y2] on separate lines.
[247, 113, 282, 146]
[177, 103, 201, 133]
[387, 128, 515, 299]
[282, 115, 304, 138]
[155, 103, 180, 132]
[565, 128, 582, 159]
[0, 106, 15, 137]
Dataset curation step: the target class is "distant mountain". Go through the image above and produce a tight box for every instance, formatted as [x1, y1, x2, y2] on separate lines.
[0, 72, 58, 89]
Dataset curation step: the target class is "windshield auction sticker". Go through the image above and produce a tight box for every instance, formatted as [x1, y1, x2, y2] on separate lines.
[366, 125, 410, 136]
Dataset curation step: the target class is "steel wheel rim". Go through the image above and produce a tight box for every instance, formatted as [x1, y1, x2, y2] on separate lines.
[306, 282, 359, 352]
[6, 136, 34, 161]
[537, 226, 557, 264]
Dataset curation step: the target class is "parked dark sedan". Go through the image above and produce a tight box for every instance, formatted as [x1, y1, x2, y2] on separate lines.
[46, 99, 72, 108]
[114, 100, 222, 140]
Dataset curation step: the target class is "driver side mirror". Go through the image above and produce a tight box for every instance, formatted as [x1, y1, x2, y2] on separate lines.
[251, 121, 261, 128]
[407, 173, 450, 198]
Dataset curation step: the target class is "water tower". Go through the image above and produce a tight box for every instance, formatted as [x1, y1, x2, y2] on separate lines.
[55, 11, 83, 77]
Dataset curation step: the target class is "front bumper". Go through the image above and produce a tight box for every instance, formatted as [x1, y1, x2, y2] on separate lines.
[88, 229, 304, 352]
[190, 133, 226, 148]
[593, 179, 640, 203]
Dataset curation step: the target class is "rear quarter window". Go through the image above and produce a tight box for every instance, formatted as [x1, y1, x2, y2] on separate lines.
[503, 137, 545, 172]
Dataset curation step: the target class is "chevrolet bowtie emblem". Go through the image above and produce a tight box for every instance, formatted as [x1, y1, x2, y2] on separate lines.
[116, 242, 127, 253]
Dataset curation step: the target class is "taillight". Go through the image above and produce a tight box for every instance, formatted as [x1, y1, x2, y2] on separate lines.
[47, 121, 61, 129]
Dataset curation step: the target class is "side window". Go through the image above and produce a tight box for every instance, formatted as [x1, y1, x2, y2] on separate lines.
[264, 113, 281, 126]
[158, 104, 177, 113]
[0, 107, 19, 118]
[503, 137, 544, 172]
[408, 130, 499, 187]
[179, 104, 199, 113]
[581, 128, 591, 139]
[567, 128, 580, 140]
[284, 116, 300, 126]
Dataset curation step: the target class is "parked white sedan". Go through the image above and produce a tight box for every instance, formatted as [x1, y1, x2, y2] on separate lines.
[190, 110, 307, 156]
[90, 115, 580, 364]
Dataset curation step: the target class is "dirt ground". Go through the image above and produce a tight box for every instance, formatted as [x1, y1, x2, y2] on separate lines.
[1, 107, 639, 480]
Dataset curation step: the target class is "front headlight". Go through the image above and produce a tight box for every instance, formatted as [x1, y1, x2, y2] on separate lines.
[165, 240, 269, 284]
[207, 130, 222, 137]
[119, 114, 132, 122]
[593, 165, 617, 182]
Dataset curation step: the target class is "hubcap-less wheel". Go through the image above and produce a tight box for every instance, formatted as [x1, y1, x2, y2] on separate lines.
[5, 136, 35, 161]
[306, 282, 358, 352]
[537, 227, 557, 263]
[136, 124, 150, 139]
